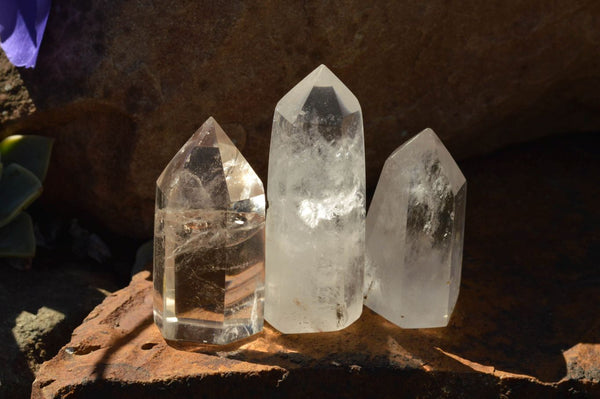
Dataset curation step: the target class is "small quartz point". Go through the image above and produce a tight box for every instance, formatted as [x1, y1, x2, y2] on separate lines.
[153, 117, 265, 344]
[364, 129, 466, 328]
[265, 65, 366, 333]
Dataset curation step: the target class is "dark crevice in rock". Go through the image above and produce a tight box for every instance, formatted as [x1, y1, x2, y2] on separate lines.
[71, 345, 102, 356]
[39, 379, 55, 388]
[141, 342, 158, 350]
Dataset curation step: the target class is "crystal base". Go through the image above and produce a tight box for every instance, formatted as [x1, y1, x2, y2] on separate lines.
[153, 310, 263, 345]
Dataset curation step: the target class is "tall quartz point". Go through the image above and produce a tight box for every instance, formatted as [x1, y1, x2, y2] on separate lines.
[153, 117, 265, 344]
[364, 129, 466, 328]
[265, 65, 366, 333]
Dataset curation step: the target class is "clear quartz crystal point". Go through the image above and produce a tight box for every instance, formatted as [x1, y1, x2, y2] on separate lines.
[265, 65, 366, 333]
[153, 117, 265, 345]
[364, 128, 466, 329]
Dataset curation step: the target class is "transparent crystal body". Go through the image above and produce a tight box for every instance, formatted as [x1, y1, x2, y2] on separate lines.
[153, 117, 265, 344]
[364, 129, 466, 328]
[265, 65, 366, 333]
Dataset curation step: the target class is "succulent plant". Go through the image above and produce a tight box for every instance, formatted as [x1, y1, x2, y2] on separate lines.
[0, 135, 53, 259]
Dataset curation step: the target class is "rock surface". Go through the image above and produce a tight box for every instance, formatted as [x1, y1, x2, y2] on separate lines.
[32, 133, 600, 398]
[1, 1, 600, 237]
[0, 55, 35, 124]
[0, 258, 118, 399]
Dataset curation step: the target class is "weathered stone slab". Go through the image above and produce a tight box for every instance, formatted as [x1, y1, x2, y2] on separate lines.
[31, 271, 599, 399]
[32, 133, 600, 399]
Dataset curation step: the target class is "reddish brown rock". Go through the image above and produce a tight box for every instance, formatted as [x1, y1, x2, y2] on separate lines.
[31, 134, 600, 398]
[2, 1, 600, 237]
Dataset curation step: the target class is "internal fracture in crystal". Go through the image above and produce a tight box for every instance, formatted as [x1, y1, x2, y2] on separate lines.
[153, 117, 265, 344]
[364, 128, 466, 328]
[265, 65, 366, 333]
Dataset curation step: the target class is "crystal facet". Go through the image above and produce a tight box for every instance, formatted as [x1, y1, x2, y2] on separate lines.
[265, 65, 366, 333]
[153, 117, 265, 344]
[364, 128, 466, 329]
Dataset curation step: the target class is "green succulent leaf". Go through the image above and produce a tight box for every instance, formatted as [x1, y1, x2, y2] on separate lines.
[0, 135, 54, 182]
[0, 212, 36, 258]
[0, 163, 42, 228]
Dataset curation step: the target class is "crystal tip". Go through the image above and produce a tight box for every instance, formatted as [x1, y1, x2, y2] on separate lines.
[275, 64, 361, 123]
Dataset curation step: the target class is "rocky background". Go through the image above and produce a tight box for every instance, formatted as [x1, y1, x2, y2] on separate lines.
[1, 2, 599, 397]
[1, 0, 599, 238]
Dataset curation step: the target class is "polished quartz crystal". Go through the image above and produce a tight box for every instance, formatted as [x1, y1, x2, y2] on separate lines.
[265, 65, 366, 333]
[364, 128, 466, 328]
[153, 117, 265, 344]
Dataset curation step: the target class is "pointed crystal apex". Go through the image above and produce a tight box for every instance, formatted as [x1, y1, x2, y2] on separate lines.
[365, 128, 466, 329]
[275, 64, 361, 124]
[194, 116, 220, 147]
[153, 117, 265, 345]
[157, 117, 264, 209]
[193, 117, 240, 151]
[388, 128, 465, 194]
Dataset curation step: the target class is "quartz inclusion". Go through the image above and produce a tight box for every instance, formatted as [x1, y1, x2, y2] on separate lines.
[265, 65, 366, 333]
[364, 129, 466, 329]
[153, 117, 265, 344]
